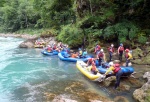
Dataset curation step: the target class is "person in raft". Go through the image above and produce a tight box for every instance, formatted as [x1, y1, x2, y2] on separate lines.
[95, 44, 101, 55]
[78, 48, 83, 58]
[108, 44, 115, 62]
[82, 49, 87, 58]
[125, 49, 132, 67]
[47, 45, 52, 52]
[71, 52, 79, 58]
[117, 43, 124, 62]
[86, 58, 95, 66]
[90, 61, 98, 75]
[97, 49, 106, 66]
[104, 62, 123, 89]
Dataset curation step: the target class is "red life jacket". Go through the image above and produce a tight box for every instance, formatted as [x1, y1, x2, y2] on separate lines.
[98, 52, 104, 58]
[113, 64, 121, 73]
[53, 45, 56, 50]
[47, 47, 52, 52]
[89, 58, 94, 63]
[95, 45, 101, 52]
[125, 53, 129, 58]
[108, 47, 114, 52]
[119, 46, 124, 51]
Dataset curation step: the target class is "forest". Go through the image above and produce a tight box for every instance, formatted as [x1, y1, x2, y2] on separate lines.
[0, 0, 150, 48]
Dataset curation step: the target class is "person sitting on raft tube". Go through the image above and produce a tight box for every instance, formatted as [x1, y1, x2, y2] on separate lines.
[97, 49, 106, 66]
[90, 61, 98, 75]
[78, 48, 83, 58]
[82, 49, 87, 58]
[125, 49, 132, 67]
[47, 45, 52, 52]
[86, 58, 95, 66]
[71, 52, 79, 58]
[104, 62, 123, 89]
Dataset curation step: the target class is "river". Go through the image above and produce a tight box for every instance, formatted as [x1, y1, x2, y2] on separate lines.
[0, 37, 148, 102]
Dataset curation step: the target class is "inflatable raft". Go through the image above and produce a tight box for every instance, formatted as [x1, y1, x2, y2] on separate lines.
[34, 44, 45, 48]
[58, 52, 91, 62]
[41, 50, 59, 56]
[97, 64, 134, 76]
[76, 61, 105, 81]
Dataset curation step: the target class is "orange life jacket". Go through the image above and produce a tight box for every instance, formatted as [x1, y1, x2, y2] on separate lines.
[91, 65, 97, 71]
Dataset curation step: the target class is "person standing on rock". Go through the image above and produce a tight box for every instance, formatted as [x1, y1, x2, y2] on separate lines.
[108, 44, 115, 62]
[118, 43, 124, 62]
[104, 62, 123, 89]
[97, 49, 106, 66]
[95, 44, 101, 55]
[125, 49, 132, 67]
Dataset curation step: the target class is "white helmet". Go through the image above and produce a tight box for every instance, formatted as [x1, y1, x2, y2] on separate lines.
[111, 44, 114, 47]
[100, 49, 104, 52]
[108, 62, 114, 66]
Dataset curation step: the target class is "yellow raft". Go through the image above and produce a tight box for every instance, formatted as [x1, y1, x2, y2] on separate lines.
[34, 44, 45, 48]
[76, 61, 105, 82]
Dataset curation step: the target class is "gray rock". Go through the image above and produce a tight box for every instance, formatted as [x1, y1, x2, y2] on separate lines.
[133, 71, 150, 102]
[104, 76, 116, 87]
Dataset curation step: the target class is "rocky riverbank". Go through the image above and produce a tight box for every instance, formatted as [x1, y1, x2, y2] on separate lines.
[1, 33, 150, 102]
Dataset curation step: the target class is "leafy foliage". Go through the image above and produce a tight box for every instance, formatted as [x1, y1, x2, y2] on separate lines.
[0, 0, 150, 47]
[57, 24, 83, 48]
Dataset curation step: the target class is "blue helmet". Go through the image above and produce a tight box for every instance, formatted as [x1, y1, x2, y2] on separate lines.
[120, 43, 123, 46]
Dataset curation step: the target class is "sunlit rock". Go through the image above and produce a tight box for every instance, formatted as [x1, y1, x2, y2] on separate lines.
[19, 39, 35, 48]
[133, 71, 150, 102]
[104, 76, 116, 87]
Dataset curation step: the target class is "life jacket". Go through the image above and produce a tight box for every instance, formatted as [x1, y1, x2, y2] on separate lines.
[113, 64, 121, 73]
[108, 47, 114, 52]
[89, 58, 94, 63]
[119, 46, 124, 51]
[95, 45, 101, 52]
[125, 53, 129, 58]
[47, 47, 52, 52]
[98, 52, 104, 58]
[53, 45, 56, 50]
[91, 65, 96, 71]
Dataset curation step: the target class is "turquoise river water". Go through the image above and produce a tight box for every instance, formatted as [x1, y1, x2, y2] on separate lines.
[0, 37, 142, 102]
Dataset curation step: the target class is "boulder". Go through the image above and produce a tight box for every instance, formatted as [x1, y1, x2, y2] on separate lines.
[104, 76, 116, 87]
[19, 38, 36, 48]
[132, 47, 143, 59]
[132, 53, 150, 65]
[133, 72, 150, 102]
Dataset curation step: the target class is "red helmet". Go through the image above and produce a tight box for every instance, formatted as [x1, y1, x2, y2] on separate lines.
[125, 49, 129, 52]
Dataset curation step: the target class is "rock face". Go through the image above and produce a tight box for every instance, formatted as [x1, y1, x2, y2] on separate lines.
[131, 46, 150, 65]
[19, 37, 57, 48]
[133, 72, 150, 102]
